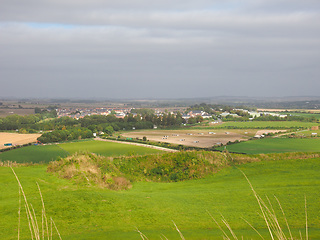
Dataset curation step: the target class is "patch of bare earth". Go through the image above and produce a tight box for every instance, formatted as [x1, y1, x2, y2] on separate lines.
[122, 129, 252, 148]
[255, 130, 287, 136]
[0, 132, 41, 149]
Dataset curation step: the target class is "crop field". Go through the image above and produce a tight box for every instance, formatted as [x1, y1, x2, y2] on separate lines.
[0, 140, 163, 164]
[59, 139, 163, 156]
[286, 112, 320, 120]
[0, 132, 41, 149]
[1, 156, 320, 239]
[220, 137, 320, 154]
[121, 129, 258, 148]
[198, 121, 318, 129]
[0, 144, 68, 163]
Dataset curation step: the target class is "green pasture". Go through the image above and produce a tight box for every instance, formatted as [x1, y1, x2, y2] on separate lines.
[0, 140, 163, 164]
[199, 121, 318, 129]
[0, 144, 68, 163]
[58, 140, 163, 157]
[1, 157, 320, 239]
[221, 138, 320, 154]
[287, 112, 320, 120]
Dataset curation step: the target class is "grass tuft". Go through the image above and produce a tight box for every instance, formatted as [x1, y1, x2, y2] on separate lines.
[11, 167, 62, 240]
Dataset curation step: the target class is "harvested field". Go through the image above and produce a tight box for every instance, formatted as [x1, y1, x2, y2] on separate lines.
[0, 132, 41, 149]
[122, 129, 256, 148]
[0, 108, 34, 117]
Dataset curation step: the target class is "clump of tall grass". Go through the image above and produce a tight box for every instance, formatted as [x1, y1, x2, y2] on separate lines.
[11, 167, 62, 240]
[206, 170, 309, 240]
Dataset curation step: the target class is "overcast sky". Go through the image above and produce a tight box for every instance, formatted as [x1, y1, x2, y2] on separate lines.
[0, 0, 319, 99]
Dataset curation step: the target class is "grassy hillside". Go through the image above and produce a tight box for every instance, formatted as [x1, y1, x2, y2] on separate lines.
[1, 153, 320, 239]
[220, 138, 320, 154]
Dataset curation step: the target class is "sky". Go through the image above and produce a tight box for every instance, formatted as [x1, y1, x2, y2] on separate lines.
[0, 0, 319, 99]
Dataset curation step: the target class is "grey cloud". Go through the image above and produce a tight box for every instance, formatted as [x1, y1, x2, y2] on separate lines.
[0, 0, 319, 99]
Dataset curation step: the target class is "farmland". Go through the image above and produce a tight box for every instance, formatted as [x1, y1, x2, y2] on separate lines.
[0, 144, 68, 163]
[0, 139, 163, 163]
[59, 139, 164, 156]
[121, 129, 257, 148]
[0, 132, 41, 149]
[219, 138, 320, 154]
[197, 121, 318, 129]
[1, 101, 320, 240]
[1, 155, 320, 239]
[0, 108, 35, 117]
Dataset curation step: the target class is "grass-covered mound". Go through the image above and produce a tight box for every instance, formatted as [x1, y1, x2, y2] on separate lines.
[48, 150, 320, 190]
[47, 152, 132, 190]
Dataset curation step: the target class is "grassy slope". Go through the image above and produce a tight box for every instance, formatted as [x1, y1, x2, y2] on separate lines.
[1, 157, 320, 240]
[59, 140, 163, 157]
[0, 145, 69, 163]
[220, 138, 320, 154]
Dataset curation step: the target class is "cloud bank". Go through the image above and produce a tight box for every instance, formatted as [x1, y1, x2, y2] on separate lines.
[0, 0, 319, 99]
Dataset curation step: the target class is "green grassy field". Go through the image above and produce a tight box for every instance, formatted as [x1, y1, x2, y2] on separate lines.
[0, 144, 69, 163]
[220, 138, 320, 154]
[200, 121, 318, 129]
[59, 140, 163, 157]
[0, 140, 163, 164]
[287, 112, 320, 120]
[1, 156, 320, 239]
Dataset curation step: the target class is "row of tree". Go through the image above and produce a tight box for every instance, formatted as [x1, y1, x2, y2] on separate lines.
[37, 128, 93, 143]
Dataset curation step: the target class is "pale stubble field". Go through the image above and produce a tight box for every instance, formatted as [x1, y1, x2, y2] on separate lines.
[0, 132, 41, 149]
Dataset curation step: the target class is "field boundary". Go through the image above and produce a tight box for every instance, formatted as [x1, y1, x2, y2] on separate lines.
[94, 137, 178, 152]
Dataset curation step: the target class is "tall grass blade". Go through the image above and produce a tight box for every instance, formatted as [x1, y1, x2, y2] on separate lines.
[51, 218, 62, 240]
[18, 188, 21, 240]
[160, 233, 169, 240]
[305, 196, 308, 240]
[220, 214, 238, 240]
[172, 221, 186, 240]
[239, 169, 275, 240]
[136, 228, 149, 240]
[207, 211, 231, 240]
[274, 196, 293, 240]
[25, 204, 34, 240]
[36, 182, 50, 240]
[241, 217, 264, 240]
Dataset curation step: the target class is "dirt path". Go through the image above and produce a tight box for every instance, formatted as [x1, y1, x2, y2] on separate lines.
[94, 138, 178, 152]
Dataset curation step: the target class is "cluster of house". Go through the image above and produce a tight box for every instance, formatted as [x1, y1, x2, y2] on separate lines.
[220, 109, 288, 120]
[56, 107, 291, 122]
[56, 108, 217, 121]
[181, 110, 212, 120]
[57, 107, 131, 119]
